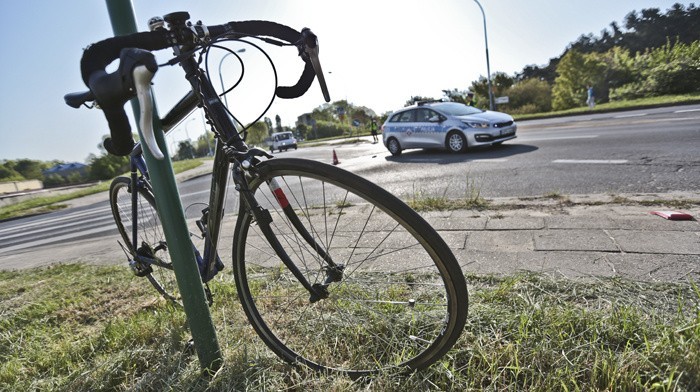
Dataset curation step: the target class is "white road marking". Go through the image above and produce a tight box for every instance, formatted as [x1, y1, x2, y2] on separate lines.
[0, 206, 110, 235]
[519, 135, 598, 142]
[667, 117, 700, 121]
[0, 214, 112, 241]
[0, 225, 117, 254]
[674, 108, 700, 113]
[614, 113, 647, 118]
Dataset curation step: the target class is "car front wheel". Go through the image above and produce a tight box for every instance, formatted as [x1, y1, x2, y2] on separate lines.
[387, 138, 402, 156]
[446, 131, 467, 153]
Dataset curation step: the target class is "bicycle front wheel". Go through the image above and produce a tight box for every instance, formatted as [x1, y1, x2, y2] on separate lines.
[110, 177, 179, 303]
[232, 158, 468, 376]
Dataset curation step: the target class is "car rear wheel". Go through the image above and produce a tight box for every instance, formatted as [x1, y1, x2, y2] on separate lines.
[446, 131, 466, 153]
[387, 138, 402, 156]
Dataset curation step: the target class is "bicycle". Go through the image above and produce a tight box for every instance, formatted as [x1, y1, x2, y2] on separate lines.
[65, 11, 468, 376]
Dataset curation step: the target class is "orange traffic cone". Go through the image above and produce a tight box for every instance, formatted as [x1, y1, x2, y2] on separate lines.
[332, 149, 340, 165]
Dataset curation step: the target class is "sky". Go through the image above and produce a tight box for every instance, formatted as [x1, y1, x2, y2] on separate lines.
[0, 0, 689, 163]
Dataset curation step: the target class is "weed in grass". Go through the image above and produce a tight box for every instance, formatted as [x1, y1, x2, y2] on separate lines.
[408, 173, 488, 211]
[613, 196, 700, 209]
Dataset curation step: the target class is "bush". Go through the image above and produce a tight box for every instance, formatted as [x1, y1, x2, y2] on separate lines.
[88, 154, 129, 181]
[507, 78, 552, 113]
[0, 165, 23, 181]
[306, 120, 350, 140]
[508, 103, 540, 115]
[43, 173, 67, 187]
[610, 40, 700, 100]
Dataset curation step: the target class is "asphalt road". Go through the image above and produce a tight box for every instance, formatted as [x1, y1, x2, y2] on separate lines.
[331, 104, 700, 199]
[1, 104, 699, 259]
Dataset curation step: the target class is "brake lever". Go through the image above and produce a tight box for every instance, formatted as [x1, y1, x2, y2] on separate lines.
[301, 28, 331, 102]
[133, 65, 164, 160]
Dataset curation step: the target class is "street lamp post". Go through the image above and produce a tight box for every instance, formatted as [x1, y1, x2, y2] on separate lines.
[218, 48, 246, 108]
[184, 117, 196, 159]
[473, 0, 495, 111]
[200, 108, 212, 156]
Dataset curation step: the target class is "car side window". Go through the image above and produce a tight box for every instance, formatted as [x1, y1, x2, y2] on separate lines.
[397, 110, 415, 122]
[416, 108, 436, 122]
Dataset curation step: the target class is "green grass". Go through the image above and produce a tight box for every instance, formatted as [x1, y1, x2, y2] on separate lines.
[0, 182, 112, 220]
[1, 263, 697, 391]
[0, 159, 205, 221]
[171, 158, 206, 174]
[513, 92, 700, 121]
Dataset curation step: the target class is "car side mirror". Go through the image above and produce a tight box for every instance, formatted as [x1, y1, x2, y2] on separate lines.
[428, 115, 442, 123]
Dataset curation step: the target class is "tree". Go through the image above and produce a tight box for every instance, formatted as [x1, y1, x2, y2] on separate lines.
[404, 96, 436, 107]
[88, 153, 128, 180]
[194, 132, 215, 157]
[246, 121, 269, 146]
[295, 123, 309, 140]
[176, 141, 196, 161]
[310, 103, 336, 121]
[467, 72, 515, 108]
[264, 117, 273, 136]
[351, 106, 376, 126]
[275, 114, 283, 132]
[551, 50, 593, 110]
[514, 3, 700, 106]
[0, 164, 23, 181]
[7, 159, 47, 180]
[442, 89, 470, 105]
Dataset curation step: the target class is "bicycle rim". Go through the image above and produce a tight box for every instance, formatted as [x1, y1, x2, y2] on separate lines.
[232, 158, 468, 376]
[110, 177, 180, 303]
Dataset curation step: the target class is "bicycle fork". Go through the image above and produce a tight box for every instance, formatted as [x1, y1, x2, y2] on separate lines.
[233, 164, 344, 303]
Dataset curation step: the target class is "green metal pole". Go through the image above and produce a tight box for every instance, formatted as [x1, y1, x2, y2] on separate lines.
[104, 0, 222, 372]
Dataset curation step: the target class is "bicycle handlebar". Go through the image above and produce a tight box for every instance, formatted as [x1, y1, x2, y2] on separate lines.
[68, 14, 330, 156]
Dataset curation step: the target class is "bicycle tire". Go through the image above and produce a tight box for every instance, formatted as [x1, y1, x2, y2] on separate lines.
[232, 158, 468, 376]
[109, 177, 180, 303]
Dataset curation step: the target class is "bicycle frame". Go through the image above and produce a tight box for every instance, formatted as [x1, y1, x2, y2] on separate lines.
[126, 46, 333, 297]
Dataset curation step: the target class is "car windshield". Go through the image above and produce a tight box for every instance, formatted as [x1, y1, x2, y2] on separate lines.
[431, 102, 484, 116]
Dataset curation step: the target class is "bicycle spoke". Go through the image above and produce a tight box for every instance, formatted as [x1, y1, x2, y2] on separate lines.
[233, 159, 467, 375]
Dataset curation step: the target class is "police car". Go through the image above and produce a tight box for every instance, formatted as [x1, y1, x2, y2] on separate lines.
[381, 101, 517, 156]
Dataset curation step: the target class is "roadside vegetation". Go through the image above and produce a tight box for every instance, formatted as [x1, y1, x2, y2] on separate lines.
[1, 5, 699, 389]
[1, 264, 698, 390]
[0, 159, 205, 221]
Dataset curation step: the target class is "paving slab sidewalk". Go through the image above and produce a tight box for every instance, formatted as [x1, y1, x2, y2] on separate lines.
[424, 192, 700, 283]
[3, 159, 699, 284]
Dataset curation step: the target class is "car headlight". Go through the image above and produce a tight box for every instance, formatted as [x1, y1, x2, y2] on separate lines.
[463, 121, 490, 129]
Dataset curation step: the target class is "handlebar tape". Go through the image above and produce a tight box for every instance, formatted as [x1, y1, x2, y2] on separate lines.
[81, 31, 168, 155]
[220, 21, 316, 99]
[80, 30, 169, 86]
[79, 21, 316, 155]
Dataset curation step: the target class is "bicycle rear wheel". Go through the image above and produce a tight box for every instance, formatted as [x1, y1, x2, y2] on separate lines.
[110, 177, 179, 303]
[232, 158, 468, 376]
